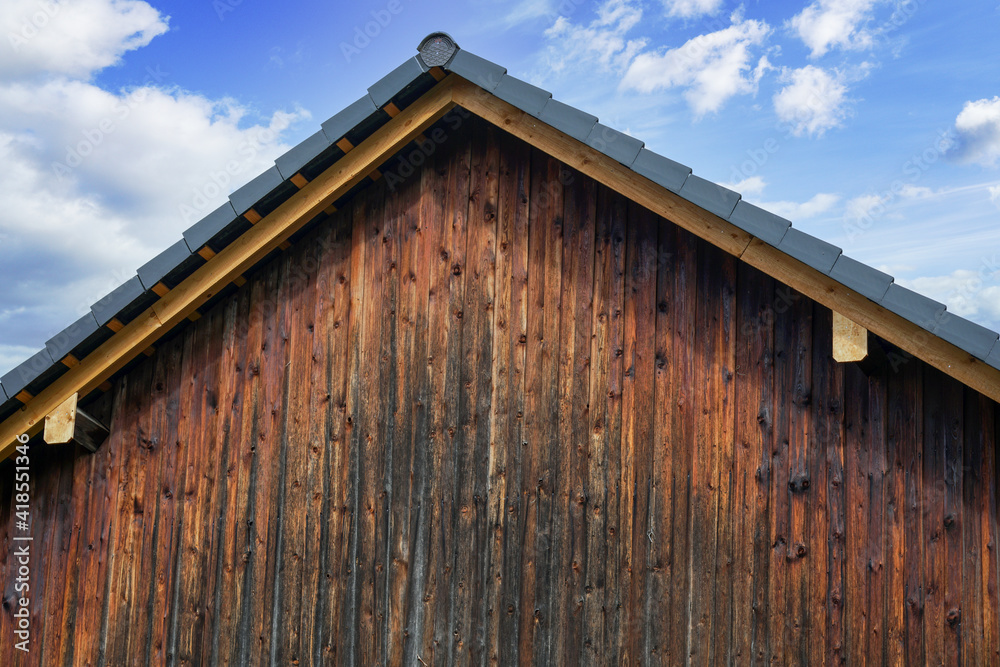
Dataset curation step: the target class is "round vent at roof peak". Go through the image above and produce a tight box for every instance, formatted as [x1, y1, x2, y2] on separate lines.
[417, 32, 458, 68]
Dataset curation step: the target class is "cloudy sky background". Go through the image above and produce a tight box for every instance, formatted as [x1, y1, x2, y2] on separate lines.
[1, 0, 999, 375]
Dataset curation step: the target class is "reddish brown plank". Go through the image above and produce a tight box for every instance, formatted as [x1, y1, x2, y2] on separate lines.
[732, 262, 776, 665]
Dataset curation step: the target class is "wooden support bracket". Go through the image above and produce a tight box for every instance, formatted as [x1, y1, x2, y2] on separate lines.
[43, 392, 109, 452]
[833, 311, 868, 362]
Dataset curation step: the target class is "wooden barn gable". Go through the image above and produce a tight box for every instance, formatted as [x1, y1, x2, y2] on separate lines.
[1, 33, 999, 664]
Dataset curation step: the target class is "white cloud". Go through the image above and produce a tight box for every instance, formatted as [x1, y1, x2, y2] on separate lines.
[1, 0, 168, 79]
[663, 0, 724, 18]
[541, 0, 647, 75]
[720, 177, 838, 220]
[788, 0, 881, 58]
[898, 184, 934, 199]
[721, 175, 767, 196]
[0, 0, 309, 375]
[758, 193, 840, 220]
[501, 0, 556, 27]
[773, 65, 849, 137]
[990, 184, 1000, 207]
[896, 271, 1000, 329]
[621, 10, 772, 116]
[949, 97, 1000, 166]
[844, 193, 884, 222]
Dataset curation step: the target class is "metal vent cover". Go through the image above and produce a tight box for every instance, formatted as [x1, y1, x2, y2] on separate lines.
[417, 32, 458, 68]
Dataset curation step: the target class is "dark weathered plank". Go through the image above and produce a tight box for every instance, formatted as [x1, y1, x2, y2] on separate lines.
[438, 122, 472, 666]
[315, 214, 354, 665]
[355, 181, 391, 667]
[646, 208, 676, 667]
[452, 121, 498, 663]
[406, 129, 449, 665]
[844, 363, 871, 664]
[784, 294, 812, 664]
[923, 367, 947, 664]
[620, 200, 656, 664]
[884, 347, 907, 666]
[495, 133, 530, 667]
[732, 262, 775, 665]
[983, 398, 1000, 664]
[275, 238, 321, 664]
[601, 190, 628, 663]
[103, 357, 153, 663]
[710, 246, 738, 667]
[553, 167, 595, 666]
[767, 284, 794, 664]
[942, 375, 964, 666]
[385, 157, 422, 667]
[670, 223, 696, 664]
[898, 348, 925, 665]
[962, 387, 985, 667]
[806, 307, 832, 667]
[867, 371, 887, 664]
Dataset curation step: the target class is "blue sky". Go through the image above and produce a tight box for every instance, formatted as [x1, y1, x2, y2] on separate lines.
[1, 0, 999, 376]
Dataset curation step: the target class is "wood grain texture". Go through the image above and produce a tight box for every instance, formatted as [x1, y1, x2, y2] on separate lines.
[0, 115, 998, 665]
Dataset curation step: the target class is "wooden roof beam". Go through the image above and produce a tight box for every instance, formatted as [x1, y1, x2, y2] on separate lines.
[43, 392, 109, 453]
[833, 311, 868, 362]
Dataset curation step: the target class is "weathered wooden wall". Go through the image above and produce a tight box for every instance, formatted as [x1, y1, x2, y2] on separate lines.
[1, 115, 999, 665]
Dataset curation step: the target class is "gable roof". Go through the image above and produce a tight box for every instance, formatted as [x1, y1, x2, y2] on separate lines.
[2, 33, 999, 458]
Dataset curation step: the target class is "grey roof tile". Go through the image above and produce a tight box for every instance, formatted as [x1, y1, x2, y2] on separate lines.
[321, 95, 379, 142]
[630, 149, 690, 193]
[275, 130, 331, 180]
[91, 276, 145, 326]
[587, 123, 643, 166]
[932, 312, 1000, 360]
[537, 99, 598, 143]
[1, 348, 54, 397]
[493, 75, 551, 116]
[986, 339, 1000, 371]
[777, 228, 842, 274]
[368, 56, 428, 108]
[829, 255, 893, 303]
[728, 201, 790, 246]
[46, 312, 101, 361]
[0, 382, 6, 401]
[679, 175, 741, 219]
[184, 201, 239, 251]
[230, 166, 283, 215]
[138, 239, 193, 290]
[446, 49, 506, 91]
[880, 283, 946, 331]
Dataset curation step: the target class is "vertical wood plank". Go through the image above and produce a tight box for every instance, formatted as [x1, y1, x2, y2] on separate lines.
[732, 263, 775, 665]
[899, 351, 925, 665]
[600, 190, 627, 663]
[553, 168, 595, 665]
[867, 372, 887, 664]
[943, 376, 964, 666]
[923, 367, 947, 665]
[495, 134, 530, 667]
[884, 351, 907, 666]
[647, 210, 677, 666]
[670, 224, 696, 664]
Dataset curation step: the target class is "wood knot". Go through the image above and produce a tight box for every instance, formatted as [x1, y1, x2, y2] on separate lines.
[944, 513, 956, 528]
[789, 475, 810, 493]
[947, 608, 961, 626]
